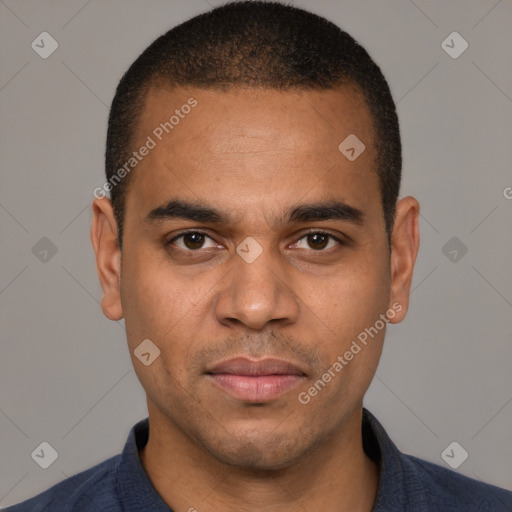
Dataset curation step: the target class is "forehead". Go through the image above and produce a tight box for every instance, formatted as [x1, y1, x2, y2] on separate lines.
[125, 84, 382, 229]
[137, 84, 374, 153]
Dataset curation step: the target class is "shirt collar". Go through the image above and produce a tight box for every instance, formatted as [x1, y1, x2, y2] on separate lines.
[362, 408, 411, 510]
[116, 417, 173, 511]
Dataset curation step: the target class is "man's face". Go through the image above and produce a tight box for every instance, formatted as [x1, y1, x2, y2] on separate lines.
[98, 85, 409, 470]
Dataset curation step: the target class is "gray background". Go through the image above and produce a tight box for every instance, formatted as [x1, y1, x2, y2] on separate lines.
[1, 0, 511, 507]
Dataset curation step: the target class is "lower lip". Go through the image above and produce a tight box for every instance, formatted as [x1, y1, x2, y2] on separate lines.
[207, 374, 304, 402]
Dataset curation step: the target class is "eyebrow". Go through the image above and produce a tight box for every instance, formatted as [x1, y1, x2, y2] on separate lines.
[144, 198, 364, 228]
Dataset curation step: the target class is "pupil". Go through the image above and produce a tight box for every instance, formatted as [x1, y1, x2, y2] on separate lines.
[308, 233, 328, 250]
[185, 233, 204, 249]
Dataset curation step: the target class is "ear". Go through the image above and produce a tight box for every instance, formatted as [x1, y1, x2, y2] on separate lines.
[387, 196, 420, 323]
[90, 197, 123, 321]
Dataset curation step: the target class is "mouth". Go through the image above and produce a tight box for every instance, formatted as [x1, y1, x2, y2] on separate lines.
[205, 357, 307, 403]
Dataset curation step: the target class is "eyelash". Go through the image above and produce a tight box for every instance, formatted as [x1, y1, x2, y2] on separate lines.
[167, 230, 346, 252]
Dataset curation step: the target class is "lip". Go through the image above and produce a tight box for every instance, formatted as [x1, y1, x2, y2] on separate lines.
[205, 357, 307, 402]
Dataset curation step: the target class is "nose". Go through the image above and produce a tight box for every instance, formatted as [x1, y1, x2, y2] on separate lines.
[214, 244, 300, 331]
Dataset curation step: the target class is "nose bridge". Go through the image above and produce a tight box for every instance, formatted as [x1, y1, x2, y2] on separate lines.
[215, 238, 299, 330]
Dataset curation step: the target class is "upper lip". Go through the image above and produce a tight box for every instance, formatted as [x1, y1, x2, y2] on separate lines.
[206, 357, 307, 376]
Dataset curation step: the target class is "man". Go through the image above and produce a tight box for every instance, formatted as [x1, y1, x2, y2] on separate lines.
[7, 1, 511, 511]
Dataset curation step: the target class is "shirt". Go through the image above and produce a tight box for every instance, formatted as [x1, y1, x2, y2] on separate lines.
[5, 408, 512, 511]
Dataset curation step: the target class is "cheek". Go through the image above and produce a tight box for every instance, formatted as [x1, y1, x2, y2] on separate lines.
[120, 259, 193, 396]
[301, 255, 390, 404]
[311, 255, 390, 337]
[120, 249, 181, 345]
[120, 248, 214, 367]
[305, 279, 388, 415]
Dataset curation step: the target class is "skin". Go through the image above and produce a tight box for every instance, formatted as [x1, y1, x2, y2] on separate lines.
[91, 84, 419, 512]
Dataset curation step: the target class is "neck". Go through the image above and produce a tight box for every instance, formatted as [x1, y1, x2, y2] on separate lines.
[139, 404, 379, 512]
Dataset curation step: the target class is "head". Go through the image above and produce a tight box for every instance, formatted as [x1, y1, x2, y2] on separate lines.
[92, 1, 419, 470]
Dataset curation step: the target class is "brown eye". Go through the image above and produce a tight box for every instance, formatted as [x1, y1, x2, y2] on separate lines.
[169, 231, 218, 251]
[292, 232, 341, 251]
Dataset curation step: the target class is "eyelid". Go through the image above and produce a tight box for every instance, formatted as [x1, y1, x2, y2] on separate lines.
[290, 229, 346, 250]
[295, 228, 347, 243]
[167, 230, 220, 248]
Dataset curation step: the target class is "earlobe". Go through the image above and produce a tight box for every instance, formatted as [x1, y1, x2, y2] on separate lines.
[388, 196, 420, 324]
[90, 198, 124, 321]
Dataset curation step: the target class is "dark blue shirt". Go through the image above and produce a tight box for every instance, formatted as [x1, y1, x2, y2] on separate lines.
[5, 409, 511, 511]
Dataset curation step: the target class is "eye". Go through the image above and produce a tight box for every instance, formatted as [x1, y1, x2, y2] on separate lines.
[291, 232, 342, 251]
[169, 231, 219, 251]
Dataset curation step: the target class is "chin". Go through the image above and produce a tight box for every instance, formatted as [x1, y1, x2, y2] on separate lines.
[196, 426, 320, 472]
